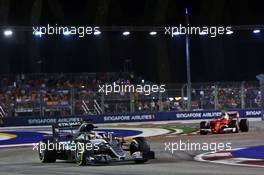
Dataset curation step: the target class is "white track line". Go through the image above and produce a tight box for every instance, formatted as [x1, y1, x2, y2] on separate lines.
[0, 143, 35, 148]
[96, 127, 175, 138]
[194, 149, 264, 168]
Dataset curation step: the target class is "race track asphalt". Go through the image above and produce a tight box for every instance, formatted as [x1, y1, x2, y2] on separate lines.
[0, 122, 264, 175]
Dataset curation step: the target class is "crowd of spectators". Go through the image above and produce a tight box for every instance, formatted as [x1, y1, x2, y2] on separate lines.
[0, 73, 133, 117]
[0, 73, 261, 117]
[164, 83, 261, 111]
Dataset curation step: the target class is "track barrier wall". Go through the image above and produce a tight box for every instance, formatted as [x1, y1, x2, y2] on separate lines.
[0, 108, 262, 127]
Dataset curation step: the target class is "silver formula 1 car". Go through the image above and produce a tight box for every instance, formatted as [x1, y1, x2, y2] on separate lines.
[38, 121, 155, 165]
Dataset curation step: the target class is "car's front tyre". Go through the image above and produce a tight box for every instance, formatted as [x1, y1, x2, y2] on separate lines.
[240, 119, 249, 132]
[130, 137, 152, 163]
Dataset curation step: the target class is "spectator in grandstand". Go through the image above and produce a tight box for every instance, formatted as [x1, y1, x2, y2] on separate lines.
[137, 102, 143, 111]
[143, 102, 149, 111]
[150, 100, 156, 111]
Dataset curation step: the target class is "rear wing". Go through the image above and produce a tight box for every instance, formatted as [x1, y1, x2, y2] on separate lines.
[226, 111, 240, 120]
[52, 121, 83, 137]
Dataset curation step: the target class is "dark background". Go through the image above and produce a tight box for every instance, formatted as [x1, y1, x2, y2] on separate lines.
[0, 0, 263, 83]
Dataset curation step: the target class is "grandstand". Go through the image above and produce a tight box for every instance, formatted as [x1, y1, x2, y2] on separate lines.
[0, 73, 260, 117]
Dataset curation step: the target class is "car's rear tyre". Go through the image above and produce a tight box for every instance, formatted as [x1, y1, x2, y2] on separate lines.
[75, 141, 87, 166]
[75, 141, 94, 166]
[38, 141, 56, 163]
[230, 120, 239, 133]
[239, 119, 249, 132]
[75, 150, 86, 166]
[130, 137, 151, 163]
[200, 121, 209, 135]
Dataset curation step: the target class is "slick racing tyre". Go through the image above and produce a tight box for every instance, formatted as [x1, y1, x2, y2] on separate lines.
[200, 121, 209, 135]
[38, 140, 56, 163]
[130, 137, 151, 163]
[75, 141, 94, 166]
[75, 150, 86, 166]
[239, 119, 249, 132]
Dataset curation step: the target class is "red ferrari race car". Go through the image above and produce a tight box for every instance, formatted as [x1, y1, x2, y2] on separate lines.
[200, 111, 249, 135]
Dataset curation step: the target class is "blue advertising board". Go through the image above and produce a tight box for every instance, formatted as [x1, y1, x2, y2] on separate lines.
[1, 108, 262, 127]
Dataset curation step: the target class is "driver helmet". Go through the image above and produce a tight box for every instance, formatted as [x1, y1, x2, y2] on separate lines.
[79, 123, 94, 132]
[223, 112, 229, 119]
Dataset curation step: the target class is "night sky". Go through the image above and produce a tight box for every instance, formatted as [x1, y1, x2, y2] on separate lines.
[0, 0, 264, 83]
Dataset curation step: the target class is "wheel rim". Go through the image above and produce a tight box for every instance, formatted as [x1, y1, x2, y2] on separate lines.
[76, 151, 81, 160]
[39, 142, 45, 161]
[75, 149, 84, 165]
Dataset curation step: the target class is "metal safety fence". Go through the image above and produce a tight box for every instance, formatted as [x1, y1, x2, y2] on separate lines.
[0, 80, 260, 117]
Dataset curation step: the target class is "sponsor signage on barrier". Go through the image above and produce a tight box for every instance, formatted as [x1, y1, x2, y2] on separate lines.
[174, 111, 222, 119]
[103, 114, 155, 122]
[1, 108, 262, 127]
[28, 117, 83, 125]
[2, 116, 85, 127]
[242, 109, 262, 118]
